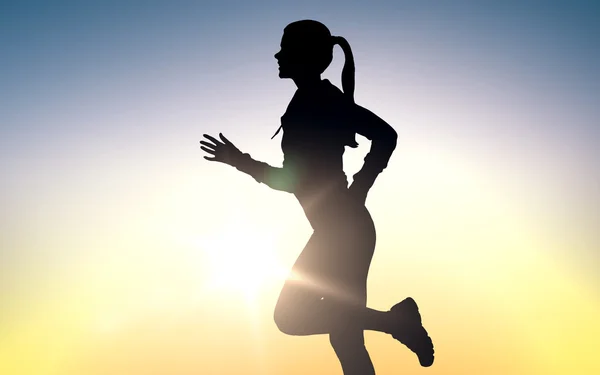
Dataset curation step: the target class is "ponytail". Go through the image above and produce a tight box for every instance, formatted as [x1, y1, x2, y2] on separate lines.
[332, 36, 355, 103]
[332, 35, 359, 148]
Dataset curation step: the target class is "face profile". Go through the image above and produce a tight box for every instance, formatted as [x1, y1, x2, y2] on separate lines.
[274, 36, 301, 79]
[274, 20, 334, 80]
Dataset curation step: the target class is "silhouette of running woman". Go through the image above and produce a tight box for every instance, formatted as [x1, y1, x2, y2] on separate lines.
[200, 20, 434, 374]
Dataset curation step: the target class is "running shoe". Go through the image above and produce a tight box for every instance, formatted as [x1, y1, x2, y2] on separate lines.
[389, 297, 435, 367]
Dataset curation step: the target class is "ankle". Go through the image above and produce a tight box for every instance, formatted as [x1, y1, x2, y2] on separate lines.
[381, 310, 396, 334]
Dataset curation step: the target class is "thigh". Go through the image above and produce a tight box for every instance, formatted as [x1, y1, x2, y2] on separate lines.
[281, 211, 376, 307]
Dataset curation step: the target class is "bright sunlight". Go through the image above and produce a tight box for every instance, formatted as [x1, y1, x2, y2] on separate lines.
[199, 215, 288, 301]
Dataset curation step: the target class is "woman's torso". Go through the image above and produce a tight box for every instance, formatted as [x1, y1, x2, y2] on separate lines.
[279, 79, 362, 230]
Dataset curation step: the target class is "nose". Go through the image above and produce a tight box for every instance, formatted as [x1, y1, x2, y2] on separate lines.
[275, 49, 284, 61]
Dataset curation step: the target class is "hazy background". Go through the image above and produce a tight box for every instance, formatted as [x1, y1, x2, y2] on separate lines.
[1, 1, 599, 374]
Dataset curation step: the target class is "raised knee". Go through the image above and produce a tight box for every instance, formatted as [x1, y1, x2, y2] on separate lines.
[273, 304, 300, 335]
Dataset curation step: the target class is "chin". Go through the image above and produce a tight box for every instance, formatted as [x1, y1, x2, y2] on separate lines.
[278, 67, 290, 79]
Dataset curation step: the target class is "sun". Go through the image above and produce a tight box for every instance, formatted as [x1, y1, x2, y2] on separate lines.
[199, 218, 288, 300]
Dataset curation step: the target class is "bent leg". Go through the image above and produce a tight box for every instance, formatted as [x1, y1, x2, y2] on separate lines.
[273, 213, 390, 336]
[273, 276, 391, 336]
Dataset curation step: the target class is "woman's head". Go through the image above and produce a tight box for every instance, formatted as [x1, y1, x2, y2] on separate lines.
[273, 20, 359, 147]
[275, 20, 334, 79]
[275, 20, 356, 105]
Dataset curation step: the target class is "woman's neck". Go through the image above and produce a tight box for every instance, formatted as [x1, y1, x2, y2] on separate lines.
[293, 75, 323, 90]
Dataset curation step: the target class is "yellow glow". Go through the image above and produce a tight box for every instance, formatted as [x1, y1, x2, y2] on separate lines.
[199, 214, 288, 301]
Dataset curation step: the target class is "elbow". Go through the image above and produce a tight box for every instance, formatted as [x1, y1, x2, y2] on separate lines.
[370, 127, 397, 150]
[370, 125, 397, 143]
[386, 127, 398, 148]
[264, 167, 297, 193]
[387, 124, 398, 139]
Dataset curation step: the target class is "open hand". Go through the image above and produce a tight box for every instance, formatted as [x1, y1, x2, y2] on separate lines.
[200, 133, 243, 166]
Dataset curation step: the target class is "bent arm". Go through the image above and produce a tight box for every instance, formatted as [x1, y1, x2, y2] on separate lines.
[231, 153, 296, 193]
[353, 104, 398, 172]
[348, 104, 397, 200]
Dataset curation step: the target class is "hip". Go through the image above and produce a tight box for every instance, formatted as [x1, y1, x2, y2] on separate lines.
[300, 188, 376, 238]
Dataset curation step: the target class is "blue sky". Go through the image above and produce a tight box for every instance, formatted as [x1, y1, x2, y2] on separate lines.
[1, 0, 599, 302]
[3, 0, 598, 267]
[0, 2, 599, 374]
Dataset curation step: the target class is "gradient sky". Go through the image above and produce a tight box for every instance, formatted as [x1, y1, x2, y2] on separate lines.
[1, 1, 599, 374]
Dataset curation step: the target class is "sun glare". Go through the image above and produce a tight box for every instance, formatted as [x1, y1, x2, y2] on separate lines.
[200, 218, 288, 300]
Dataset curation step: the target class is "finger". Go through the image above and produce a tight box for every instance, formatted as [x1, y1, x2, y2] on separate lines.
[219, 133, 233, 145]
[204, 156, 217, 161]
[200, 146, 216, 155]
[203, 134, 223, 146]
[199, 140, 217, 150]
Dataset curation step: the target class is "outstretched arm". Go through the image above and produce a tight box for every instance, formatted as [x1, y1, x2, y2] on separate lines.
[200, 133, 295, 193]
[348, 104, 398, 203]
[232, 153, 296, 193]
